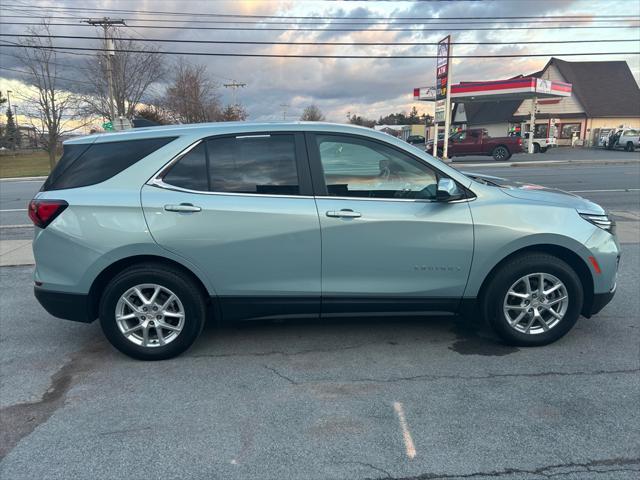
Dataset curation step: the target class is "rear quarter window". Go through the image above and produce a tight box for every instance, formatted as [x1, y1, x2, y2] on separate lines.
[43, 137, 177, 191]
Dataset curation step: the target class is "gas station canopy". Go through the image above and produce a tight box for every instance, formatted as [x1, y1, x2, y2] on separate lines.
[414, 77, 572, 103]
[451, 77, 571, 102]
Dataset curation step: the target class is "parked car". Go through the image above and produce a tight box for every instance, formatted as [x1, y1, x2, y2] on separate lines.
[31, 122, 619, 360]
[426, 128, 523, 161]
[406, 135, 425, 145]
[605, 128, 640, 151]
[522, 132, 557, 153]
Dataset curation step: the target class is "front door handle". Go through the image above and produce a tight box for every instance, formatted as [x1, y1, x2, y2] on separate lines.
[164, 203, 202, 213]
[326, 209, 361, 218]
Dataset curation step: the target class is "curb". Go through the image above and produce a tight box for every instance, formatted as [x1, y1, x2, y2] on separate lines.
[0, 176, 47, 182]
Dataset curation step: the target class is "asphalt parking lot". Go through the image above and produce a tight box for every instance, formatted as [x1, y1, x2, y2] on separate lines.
[1, 157, 639, 479]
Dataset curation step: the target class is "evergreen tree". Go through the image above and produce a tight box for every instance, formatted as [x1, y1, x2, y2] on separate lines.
[4, 107, 18, 150]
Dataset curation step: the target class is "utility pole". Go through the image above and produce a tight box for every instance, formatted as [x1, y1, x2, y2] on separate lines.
[13, 104, 19, 147]
[5, 90, 12, 112]
[279, 103, 289, 121]
[83, 17, 125, 123]
[223, 81, 246, 107]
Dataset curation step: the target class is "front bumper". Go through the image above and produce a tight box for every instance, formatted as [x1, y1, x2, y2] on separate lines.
[587, 284, 616, 317]
[34, 287, 94, 323]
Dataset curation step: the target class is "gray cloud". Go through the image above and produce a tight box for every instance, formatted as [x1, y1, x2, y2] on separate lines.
[1, 0, 637, 122]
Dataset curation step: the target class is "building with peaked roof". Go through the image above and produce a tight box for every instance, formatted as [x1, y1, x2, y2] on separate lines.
[452, 58, 640, 147]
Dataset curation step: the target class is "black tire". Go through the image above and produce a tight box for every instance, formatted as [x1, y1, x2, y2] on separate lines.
[540, 146, 548, 153]
[533, 142, 540, 154]
[492, 145, 511, 161]
[627, 142, 634, 152]
[99, 263, 206, 360]
[481, 253, 584, 347]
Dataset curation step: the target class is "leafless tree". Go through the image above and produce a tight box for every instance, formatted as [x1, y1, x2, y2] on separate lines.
[83, 29, 165, 120]
[163, 59, 222, 123]
[300, 104, 325, 122]
[14, 23, 86, 168]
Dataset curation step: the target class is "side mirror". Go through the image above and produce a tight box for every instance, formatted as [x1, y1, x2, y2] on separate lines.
[436, 178, 465, 202]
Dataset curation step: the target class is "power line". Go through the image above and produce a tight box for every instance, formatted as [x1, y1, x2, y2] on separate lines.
[2, 13, 639, 25]
[1, 3, 637, 21]
[1, 21, 638, 32]
[2, 43, 638, 59]
[2, 33, 638, 47]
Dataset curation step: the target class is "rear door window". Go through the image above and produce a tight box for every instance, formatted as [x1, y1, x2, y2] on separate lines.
[207, 135, 299, 195]
[43, 137, 177, 191]
[162, 143, 208, 191]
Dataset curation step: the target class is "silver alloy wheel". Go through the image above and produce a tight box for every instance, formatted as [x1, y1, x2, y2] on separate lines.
[115, 283, 185, 348]
[503, 273, 569, 335]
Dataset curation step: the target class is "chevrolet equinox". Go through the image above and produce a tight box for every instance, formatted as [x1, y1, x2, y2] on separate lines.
[30, 122, 619, 360]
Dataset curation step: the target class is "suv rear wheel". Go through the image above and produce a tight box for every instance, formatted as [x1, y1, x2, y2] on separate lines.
[99, 263, 206, 360]
[481, 253, 584, 346]
[626, 142, 635, 152]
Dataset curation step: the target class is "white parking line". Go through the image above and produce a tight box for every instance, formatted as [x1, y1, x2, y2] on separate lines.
[0, 224, 31, 228]
[0, 209, 27, 212]
[393, 402, 416, 460]
[568, 188, 640, 193]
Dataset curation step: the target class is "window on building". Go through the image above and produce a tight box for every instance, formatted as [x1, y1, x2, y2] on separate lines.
[559, 123, 581, 139]
[534, 124, 548, 138]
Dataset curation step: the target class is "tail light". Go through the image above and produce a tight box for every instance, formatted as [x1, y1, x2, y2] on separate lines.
[517, 137, 522, 145]
[28, 199, 68, 228]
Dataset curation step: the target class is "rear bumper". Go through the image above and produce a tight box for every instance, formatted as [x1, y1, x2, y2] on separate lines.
[34, 287, 95, 323]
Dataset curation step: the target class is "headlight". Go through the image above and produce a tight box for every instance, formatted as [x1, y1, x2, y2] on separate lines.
[579, 212, 616, 234]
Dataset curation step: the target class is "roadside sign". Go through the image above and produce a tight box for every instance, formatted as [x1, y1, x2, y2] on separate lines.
[435, 100, 446, 123]
[435, 35, 452, 159]
[436, 36, 450, 104]
[102, 121, 114, 131]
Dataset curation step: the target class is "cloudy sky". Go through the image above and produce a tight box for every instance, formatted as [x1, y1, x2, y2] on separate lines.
[0, 0, 638, 125]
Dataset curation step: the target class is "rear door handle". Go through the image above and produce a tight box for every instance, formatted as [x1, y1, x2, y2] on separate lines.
[164, 203, 202, 213]
[326, 209, 361, 218]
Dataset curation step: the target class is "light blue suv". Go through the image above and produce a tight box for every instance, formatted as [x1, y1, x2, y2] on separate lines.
[29, 122, 619, 360]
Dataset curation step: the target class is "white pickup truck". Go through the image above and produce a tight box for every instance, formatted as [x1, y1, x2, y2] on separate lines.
[605, 128, 640, 152]
[523, 132, 557, 153]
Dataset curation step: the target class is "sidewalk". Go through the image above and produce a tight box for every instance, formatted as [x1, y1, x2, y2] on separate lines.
[0, 239, 34, 267]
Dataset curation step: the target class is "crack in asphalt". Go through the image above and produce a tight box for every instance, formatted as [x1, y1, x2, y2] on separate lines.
[263, 365, 299, 385]
[338, 460, 393, 478]
[262, 366, 639, 387]
[363, 457, 640, 479]
[0, 342, 106, 460]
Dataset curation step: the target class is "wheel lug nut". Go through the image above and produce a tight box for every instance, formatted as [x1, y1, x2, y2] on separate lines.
[152, 306, 157, 311]
[140, 316, 146, 320]
[156, 315, 162, 320]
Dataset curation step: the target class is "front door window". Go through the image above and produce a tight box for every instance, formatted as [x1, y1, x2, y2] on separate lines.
[316, 135, 438, 200]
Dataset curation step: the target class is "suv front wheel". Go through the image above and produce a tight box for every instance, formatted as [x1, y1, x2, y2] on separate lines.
[99, 263, 206, 360]
[481, 253, 584, 346]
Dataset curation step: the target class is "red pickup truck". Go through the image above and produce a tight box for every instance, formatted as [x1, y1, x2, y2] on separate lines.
[426, 128, 523, 161]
